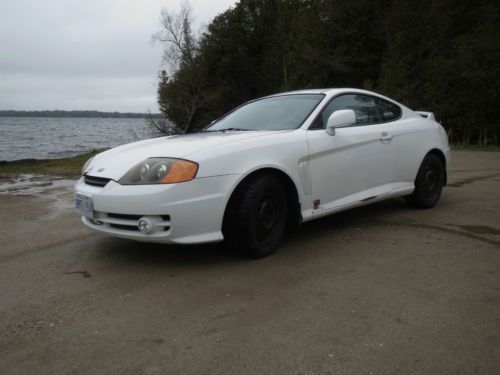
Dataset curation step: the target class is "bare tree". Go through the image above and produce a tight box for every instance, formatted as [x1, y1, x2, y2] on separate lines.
[151, 1, 207, 134]
[152, 1, 197, 72]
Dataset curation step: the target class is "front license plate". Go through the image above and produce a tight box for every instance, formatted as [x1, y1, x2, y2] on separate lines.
[75, 193, 94, 218]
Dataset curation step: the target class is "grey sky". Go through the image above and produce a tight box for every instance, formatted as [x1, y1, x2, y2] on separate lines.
[0, 0, 237, 112]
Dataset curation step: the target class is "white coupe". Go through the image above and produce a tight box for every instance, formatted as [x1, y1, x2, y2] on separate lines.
[75, 88, 450, 257]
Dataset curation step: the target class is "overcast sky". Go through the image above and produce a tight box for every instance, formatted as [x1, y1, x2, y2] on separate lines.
[0, 0, 237, 112]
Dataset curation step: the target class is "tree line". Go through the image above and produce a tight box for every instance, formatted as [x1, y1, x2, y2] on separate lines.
[154, 0, 500, 145]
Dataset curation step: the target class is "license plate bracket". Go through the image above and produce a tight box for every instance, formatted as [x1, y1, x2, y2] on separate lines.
[75, 193, 94, 218]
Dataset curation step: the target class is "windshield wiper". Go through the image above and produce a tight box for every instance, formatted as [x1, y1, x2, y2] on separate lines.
[199, 128, 253, 133]
[220, 128, 253, 132]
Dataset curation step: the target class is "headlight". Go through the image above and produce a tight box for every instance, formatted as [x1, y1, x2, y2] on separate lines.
[82, 157, 94, 175]
[119, 158, 198, 185]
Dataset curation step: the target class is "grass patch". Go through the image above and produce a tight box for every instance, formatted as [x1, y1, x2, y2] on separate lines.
[0, 149, 105, 177]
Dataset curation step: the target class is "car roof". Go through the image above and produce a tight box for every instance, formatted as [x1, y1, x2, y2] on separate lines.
[267, 88, 417, 118]
[267, 89, 332, 96]
[272, 88, 376, 96]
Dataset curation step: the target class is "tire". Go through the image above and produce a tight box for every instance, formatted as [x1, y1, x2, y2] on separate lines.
[406, 153, 445, 209]
[223, 174, 287, 258]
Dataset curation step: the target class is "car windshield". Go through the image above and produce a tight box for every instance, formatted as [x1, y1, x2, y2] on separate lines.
[206, 94, 324, 131]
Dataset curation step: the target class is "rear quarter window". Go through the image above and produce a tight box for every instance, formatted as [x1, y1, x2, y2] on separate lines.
[374, 97, 401, 122]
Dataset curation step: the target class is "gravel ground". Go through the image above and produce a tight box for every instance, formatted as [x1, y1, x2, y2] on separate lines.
[0, 150, 499, 374]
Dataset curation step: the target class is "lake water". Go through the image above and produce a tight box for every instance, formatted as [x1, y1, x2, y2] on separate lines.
[0, 117, 157, 161]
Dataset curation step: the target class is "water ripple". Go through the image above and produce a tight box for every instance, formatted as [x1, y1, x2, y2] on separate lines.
[0, 117, 156, 161]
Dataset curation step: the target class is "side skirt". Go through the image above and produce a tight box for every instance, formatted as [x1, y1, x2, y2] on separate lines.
[301, 183, 414, 223]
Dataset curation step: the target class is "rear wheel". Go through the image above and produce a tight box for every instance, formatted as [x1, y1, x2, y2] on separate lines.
[223, 175, 287, 258]
[406, 154, 444, 209]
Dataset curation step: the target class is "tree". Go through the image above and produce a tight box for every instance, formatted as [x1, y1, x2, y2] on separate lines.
[153, 1, 197, 70]
[153, 0, 500, 144]
[152, 1, 208, 133]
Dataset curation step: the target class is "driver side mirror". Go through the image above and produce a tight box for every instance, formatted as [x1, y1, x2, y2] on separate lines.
[326, 110, 356, 136]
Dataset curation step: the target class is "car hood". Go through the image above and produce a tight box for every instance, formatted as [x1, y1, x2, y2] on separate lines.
[86, 131, 285, 181]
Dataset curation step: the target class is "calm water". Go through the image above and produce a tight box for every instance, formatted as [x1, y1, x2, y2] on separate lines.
[0, 117, 156, 161]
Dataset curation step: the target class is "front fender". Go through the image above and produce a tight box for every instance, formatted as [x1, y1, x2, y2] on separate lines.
[187, 130, 312, 208]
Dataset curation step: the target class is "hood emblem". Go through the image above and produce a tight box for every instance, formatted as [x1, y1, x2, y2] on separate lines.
[97, 168, 105, 173]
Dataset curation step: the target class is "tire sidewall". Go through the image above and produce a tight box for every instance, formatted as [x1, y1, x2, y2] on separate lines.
[242, 176, 287, 257]
[413, 154, 444, 208]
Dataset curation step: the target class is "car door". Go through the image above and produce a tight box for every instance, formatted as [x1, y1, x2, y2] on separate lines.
[306, 93, 399, 213]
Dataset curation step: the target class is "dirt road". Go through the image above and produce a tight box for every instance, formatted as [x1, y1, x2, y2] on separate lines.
[1, 151, 499, 374]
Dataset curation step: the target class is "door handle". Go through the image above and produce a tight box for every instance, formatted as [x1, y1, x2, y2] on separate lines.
[380, 132, 393, 143]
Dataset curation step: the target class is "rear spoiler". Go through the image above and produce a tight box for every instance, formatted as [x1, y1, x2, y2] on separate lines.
[415, 111, 436, 121]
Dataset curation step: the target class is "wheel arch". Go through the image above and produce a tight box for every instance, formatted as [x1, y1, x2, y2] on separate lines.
[426, 148, 448, 185]
[222, 167, 303, 233]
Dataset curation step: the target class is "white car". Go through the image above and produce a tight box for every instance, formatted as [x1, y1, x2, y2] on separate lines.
[75, 88, 450, 257]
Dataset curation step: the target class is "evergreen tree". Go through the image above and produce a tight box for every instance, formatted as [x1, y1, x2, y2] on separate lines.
[154, 0, 500, 144]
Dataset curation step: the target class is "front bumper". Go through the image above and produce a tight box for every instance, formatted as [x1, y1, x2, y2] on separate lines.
[74, 174, 240, 244]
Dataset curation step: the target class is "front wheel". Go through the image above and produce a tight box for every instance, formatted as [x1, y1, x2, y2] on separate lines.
[406, 154, 444, 209]
[223, 175, 287, 258]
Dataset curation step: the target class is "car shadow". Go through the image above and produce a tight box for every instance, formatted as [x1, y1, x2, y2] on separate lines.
[285, 197, 407, 243]
[93, 198, 409, 266]
[96, 238, 240, 267]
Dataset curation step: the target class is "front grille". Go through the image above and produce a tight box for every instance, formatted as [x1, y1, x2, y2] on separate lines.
[108, 213, 143, 221]
[84, 175, 111, 187]
[92, 212, 171, 233]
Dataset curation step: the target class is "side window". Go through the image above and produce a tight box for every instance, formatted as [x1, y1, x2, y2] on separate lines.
[373, 97, 401, 121]
[311, 94, 400, 129]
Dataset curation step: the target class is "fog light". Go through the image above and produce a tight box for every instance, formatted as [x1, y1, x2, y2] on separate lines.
[138, 218, 152, 234]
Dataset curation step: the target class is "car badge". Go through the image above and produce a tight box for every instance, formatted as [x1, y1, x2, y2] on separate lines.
[97, 168, 105, 173]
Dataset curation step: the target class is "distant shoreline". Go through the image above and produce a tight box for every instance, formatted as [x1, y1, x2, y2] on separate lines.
[0, 110, 162, 119]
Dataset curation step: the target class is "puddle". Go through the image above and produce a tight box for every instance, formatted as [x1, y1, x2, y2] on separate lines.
[0, 173, 75, 196]
[0, 173, 77, 216]
[456, 225, 500, 235]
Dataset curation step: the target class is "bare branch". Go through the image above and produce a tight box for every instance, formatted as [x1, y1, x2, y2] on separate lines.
[152, 1, 206, 133]
[152, 1, 197, 72]
[145, 111, 181, 136]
